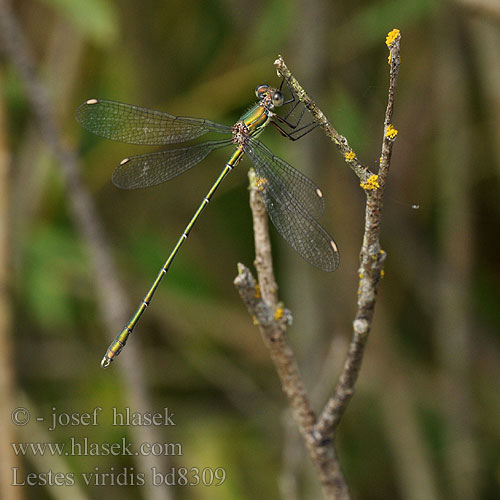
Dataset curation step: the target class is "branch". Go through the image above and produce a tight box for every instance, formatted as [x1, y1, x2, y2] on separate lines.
[274, 55, 372, 183]
[236, 29, 401, 498]
[248, 170, 279, 309]
[234, 172, 350, 499]
[0, 4, 174, 498]
[234, 264, 314, 430]
[314, 29, 401, 435]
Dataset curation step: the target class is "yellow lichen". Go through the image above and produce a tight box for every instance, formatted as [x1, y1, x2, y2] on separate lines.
[254, 284, 261, 299]
[385, 124, 398, 140]
[252, 315, 259, 325]
[360, 174, 380, 191]
[345, 149, 356, 161]
[386, 29, 400, 47]
[255, 177, 267, 192]
[389, 53, 402, 65]
[274, 307, 284, 321]
[381, 269, 385, 278]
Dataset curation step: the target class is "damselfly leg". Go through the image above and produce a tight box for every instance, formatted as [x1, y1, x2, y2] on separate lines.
[273, 76, 320, 141]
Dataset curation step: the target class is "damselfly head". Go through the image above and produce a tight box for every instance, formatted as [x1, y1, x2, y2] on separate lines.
[255, 84, 284, 110]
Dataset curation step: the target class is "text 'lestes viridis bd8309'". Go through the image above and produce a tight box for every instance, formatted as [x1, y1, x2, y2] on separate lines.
[76, 81, 340, 368]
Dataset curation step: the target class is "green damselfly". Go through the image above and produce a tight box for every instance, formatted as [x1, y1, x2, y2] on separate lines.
[76, 82, 339, 368]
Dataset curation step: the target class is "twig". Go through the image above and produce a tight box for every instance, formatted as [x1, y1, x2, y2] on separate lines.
[274, 56, 372, 183]
[0, 68, 23, 500]
[234, 264, 349, 500]
[237, 172, 314, 430]
[235, 30, 401, 498]
[275, 32, 401, 437]
[234, 174, 350, 499]
[248, 169, 279, 309]
[0, 4, 172, 499]
[234, 264, 314, 430]
[314, 29, 401, 435]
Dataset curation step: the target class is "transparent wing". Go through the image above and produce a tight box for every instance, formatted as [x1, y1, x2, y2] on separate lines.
[247, 137, 324, 219]
[76, 98, 232, 145]
[245, 139, 339, 272]
[112, 139, 232, 189]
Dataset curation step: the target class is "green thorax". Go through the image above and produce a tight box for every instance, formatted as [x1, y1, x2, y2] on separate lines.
[240, 104, 271, 138]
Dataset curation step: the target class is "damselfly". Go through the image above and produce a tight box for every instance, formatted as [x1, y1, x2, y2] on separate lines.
[76, 82, 339, 368]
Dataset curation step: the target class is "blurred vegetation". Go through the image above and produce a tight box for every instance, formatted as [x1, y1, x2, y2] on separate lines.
[0, 0, 499, 499]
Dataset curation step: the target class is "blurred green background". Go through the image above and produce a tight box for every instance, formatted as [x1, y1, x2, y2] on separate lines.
[0, 0, 499, 499]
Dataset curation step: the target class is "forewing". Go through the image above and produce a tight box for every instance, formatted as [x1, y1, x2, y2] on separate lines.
[76, 99, 231, 145]
[112, 139, 232, 189]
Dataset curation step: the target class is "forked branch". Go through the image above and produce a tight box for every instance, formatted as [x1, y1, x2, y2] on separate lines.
[235, 30, 402, 500]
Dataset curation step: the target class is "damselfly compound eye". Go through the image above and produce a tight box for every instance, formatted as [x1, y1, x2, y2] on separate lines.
[255, 84, 269, 99]
[272, 91, 284, 107]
